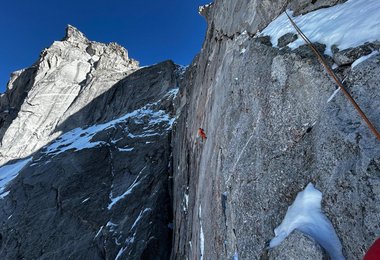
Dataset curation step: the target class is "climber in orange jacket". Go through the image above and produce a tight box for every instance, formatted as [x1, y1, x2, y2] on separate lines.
[198, 128, 207, 141]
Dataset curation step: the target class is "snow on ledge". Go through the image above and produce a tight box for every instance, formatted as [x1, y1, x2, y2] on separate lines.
[0, 158, 32, 199]
[44, 99, 176, 156]
[351, 50, 379, 69]
[270, 183, 345, 260]
[260, 0, 380, 56]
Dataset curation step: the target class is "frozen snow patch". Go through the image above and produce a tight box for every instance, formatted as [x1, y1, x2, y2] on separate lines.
[117, 147, 134, 152]
[82, 197, 90, 203]
[199, 204, 205, 260]
[130, 208, 152, 231]
[270, 183, 344, 260]
[351, 50, 379, 69]
[0, 158, 32, 198]
[107, 166, 147, 210]
[166, 88, 179, 98]
[327, 88, 341, 103]
[260, 0, 380, 56]
[44, 102, 175, 156]
[106, 221, 118, 232]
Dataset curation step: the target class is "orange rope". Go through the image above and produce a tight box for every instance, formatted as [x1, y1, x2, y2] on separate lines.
[285, 11, 380, 141]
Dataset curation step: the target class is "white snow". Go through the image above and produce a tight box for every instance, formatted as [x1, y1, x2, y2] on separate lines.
[0, 158, 32, 198]
[199, 204, 205, 260]
[115, 235, 136, 260]
[81, 197, 90, 203]
[184, 193, 189, 209]
[107, 166, 147, 210]
[94, 226, 103, 239]
[106, 221, 118, 232]
[130, 208, 152, 230]
[127, 132, 160, 138]
[351, 50, 379, 68]
[117, 147, 134, 152]
[44, 101, 175, 156]
[260, 0, 380, 55]
[270, 183, 345, 260]
[166, 88, 179, 98]
[115, 247, 126, 260]
[198, 3, 212, 14]
[327, 88, 341, 103]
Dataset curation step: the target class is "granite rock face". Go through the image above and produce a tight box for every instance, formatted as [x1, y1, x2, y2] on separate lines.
[172, 1, 380, 259]
[268, 231, 326, 259]
[0, 25, 139, 165]
[0, 27, 180, 259]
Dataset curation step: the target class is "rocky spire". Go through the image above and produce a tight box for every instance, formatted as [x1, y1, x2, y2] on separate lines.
[64, 24, 89, 43]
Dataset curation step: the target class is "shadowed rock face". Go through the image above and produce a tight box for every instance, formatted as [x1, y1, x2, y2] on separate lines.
[0, 26, 180, 259]
[172, 1, 379, 259]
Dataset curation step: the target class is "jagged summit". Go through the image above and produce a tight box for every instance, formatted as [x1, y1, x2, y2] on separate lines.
[64, 24, 89, 43]
[0, 24, 140, 165]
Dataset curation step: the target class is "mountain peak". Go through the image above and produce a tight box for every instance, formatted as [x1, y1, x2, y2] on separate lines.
[64, 24, 88, 43]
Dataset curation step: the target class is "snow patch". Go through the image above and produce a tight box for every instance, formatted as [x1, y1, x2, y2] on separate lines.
[270, 183, 344, 260]
[115, 247, 126, 260]
[351, 50, 379, 68]
[115, 235, 136, 260]
[107, 166, 147, 210]
[184, 193, 189, 210]
[0, 158, 32, 198]
[94, 226, 103, 239]
[166, 88, 179, 98]
[44, 101, 175, 156]
[106, 221, 118, 232]
[327, 88, 341, 103]
[131, 208, 152, 231]
[260, 0, 380, 55]
[199, 204, 205, 260]
[117, 147, 134, 152]
[82, 197, 90, 203]
[198, 3, 212, 14]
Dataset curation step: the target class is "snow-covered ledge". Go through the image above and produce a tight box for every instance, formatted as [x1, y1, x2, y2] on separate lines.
[259, 0, 380, 56]
[269, 183, 345, 260]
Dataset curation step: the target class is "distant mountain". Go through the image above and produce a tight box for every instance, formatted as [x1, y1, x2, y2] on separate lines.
[0, 25, 180, 259]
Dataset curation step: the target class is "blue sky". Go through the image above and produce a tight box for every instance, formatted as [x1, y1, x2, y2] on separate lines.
[0, 0, 210, 92]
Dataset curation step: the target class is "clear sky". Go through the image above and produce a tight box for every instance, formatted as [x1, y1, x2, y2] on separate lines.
[0, 0, 210, 93]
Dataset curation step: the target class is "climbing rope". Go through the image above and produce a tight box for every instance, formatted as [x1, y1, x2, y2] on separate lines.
[285, 11, 380, 141]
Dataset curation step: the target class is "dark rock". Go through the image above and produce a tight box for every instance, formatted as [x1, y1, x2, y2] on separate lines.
[294, 42, 326, 59]
[278, 33, 298, 48]
[255, 36, 273, 46]
[333, 43, 378, 66]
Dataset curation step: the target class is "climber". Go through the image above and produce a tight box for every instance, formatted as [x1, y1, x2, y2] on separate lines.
[364, 238, 380, 260]
[198, 128, 207, 141]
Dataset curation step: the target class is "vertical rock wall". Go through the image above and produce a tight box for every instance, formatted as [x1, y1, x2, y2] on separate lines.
[172, 1, 379, 259]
